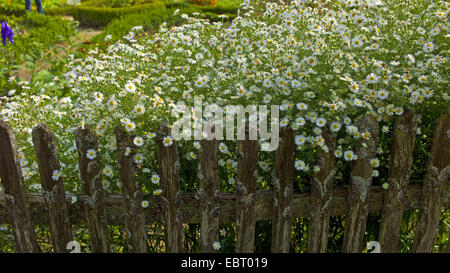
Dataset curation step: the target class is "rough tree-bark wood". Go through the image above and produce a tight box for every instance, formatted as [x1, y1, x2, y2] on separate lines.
[0, 184, 448, 225]
[0, 120, 39, 253]
[413, 112, 450, 253]
[342, 115, 379, 253]
[198, 139, 220, 253]
[271, 127, 295, 253]
[235, 125, 258, 253]
[74, 126, 110, 253]
[378, 111, 420, 253]
[156, 123, 184, 253]
[114, 127, 147, 253]
[308, 127, 337, 253]
[32, 123, 73, 253]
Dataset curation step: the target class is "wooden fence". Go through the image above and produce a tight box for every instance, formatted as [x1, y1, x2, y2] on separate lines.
[0, 110, 448, 253]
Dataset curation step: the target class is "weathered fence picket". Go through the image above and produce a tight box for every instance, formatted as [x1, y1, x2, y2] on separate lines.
[413, 112, 450, 253]
[32, 124, 73, 253]
[0, 120, 39, 253]
[198, 139, 220, 253]
[271, 127, 295, 253]
[378, 110, 420, 253]
[157, 123, 184, 253]
[342, 115, 379, 253]
[115, 126, 147, 253]
[308, 127, 337, 253]
[235, 125, 259, 253]
[74, 126, 111, 253]
[0, 111, 448, 253]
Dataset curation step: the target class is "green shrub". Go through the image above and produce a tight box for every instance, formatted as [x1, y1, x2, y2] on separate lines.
[71, 0, 166, 26]
[45, 6, 74, 16]
[0, 13, 76, 95]
[0, 2, 24, 16]
[90, 9, 170, 44]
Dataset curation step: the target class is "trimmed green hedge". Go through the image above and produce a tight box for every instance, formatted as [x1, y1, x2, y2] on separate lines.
[71, 0, 167, 27]
[0, 2, 25, 16]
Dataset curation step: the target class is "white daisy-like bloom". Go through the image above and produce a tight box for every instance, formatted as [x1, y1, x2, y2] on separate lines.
[108, 98, 118, 110]
[386, 104, 395, 116]
[193, 141, 201, 150]
[133, 136, 144, 147]
[370, 158, 380, 168]
[330, 122, 341, 132]
[30, 184, 42, 190]
[423, 41, 435, 52]
[212, 241, 221, 251]
[295, 135, 306, 146]
[296, 103, 307, 110]
[153, 189, 163, 196]
[103, 165, 113, 177]
[349, 82, 360, 93]
[86, 149, 96, 160]
[263, 94, 272, 104]
[261, 142, 271, 151]
[134, 153, 144, 164]
[305, 56, 317, 66]
[351, 37, 363, 48]
[120, 146, 130, 157]
[125, 82, 136, 93]
[280, 104, 289, 111]
[141, 200, 149, 208]
[377, 89, 388, 100]
[125, 121, 136, 132]
[382, 183, 389, 190]
[151, 174, 160, 184]
[294, 160, 306, 171]
[102, 180, 110, 189]
[316, 118, 326, 127]
[52, 170, 61, 181]
[163, 136, 173, 147]
[344, 150, 356, 161]
[219, 142, 228, 153]
[334, 149, 343, 158]
[194, 75, 209, 87]
[280, 117, 289, 127]
[134, 104, 145, 115]
[372, 170, 379, 177]
[295, 117, 306, 127]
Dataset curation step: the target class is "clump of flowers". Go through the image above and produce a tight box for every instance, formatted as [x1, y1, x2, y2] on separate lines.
[1, 21, 14, 46]
[0, 0, 448, 194]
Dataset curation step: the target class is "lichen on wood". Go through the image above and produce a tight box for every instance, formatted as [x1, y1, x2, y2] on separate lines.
[271, 127, 295, 253]
[0, 120, 39, 253]
[75, 125, 111, 253]
[32, 123, 73, 253]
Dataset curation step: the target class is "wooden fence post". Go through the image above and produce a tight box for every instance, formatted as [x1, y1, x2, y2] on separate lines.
[156, 123, 184, 253]
[32, 124, 73, 253]
[115, 126, 148, 253]
[198, 139, 220, 253]
[271, 127, 295, 253]
[0, 120, 39, 253]
[74, 126, 111, 253]
[413, 112, 450, 253]
[342, 115, 379, 253]
[308, 127, 337, 253]
[235, 125, 258, 253]
[378, 111, 420, 253]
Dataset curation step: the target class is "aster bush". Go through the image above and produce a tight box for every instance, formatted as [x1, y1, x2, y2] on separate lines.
[0, 0, 448, 252]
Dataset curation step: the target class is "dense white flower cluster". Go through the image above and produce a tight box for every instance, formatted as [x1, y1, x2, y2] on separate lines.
[0, 0, 448, 194]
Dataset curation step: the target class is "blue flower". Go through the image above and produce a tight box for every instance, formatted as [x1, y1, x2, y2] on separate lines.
[1, 21, 14, 46]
